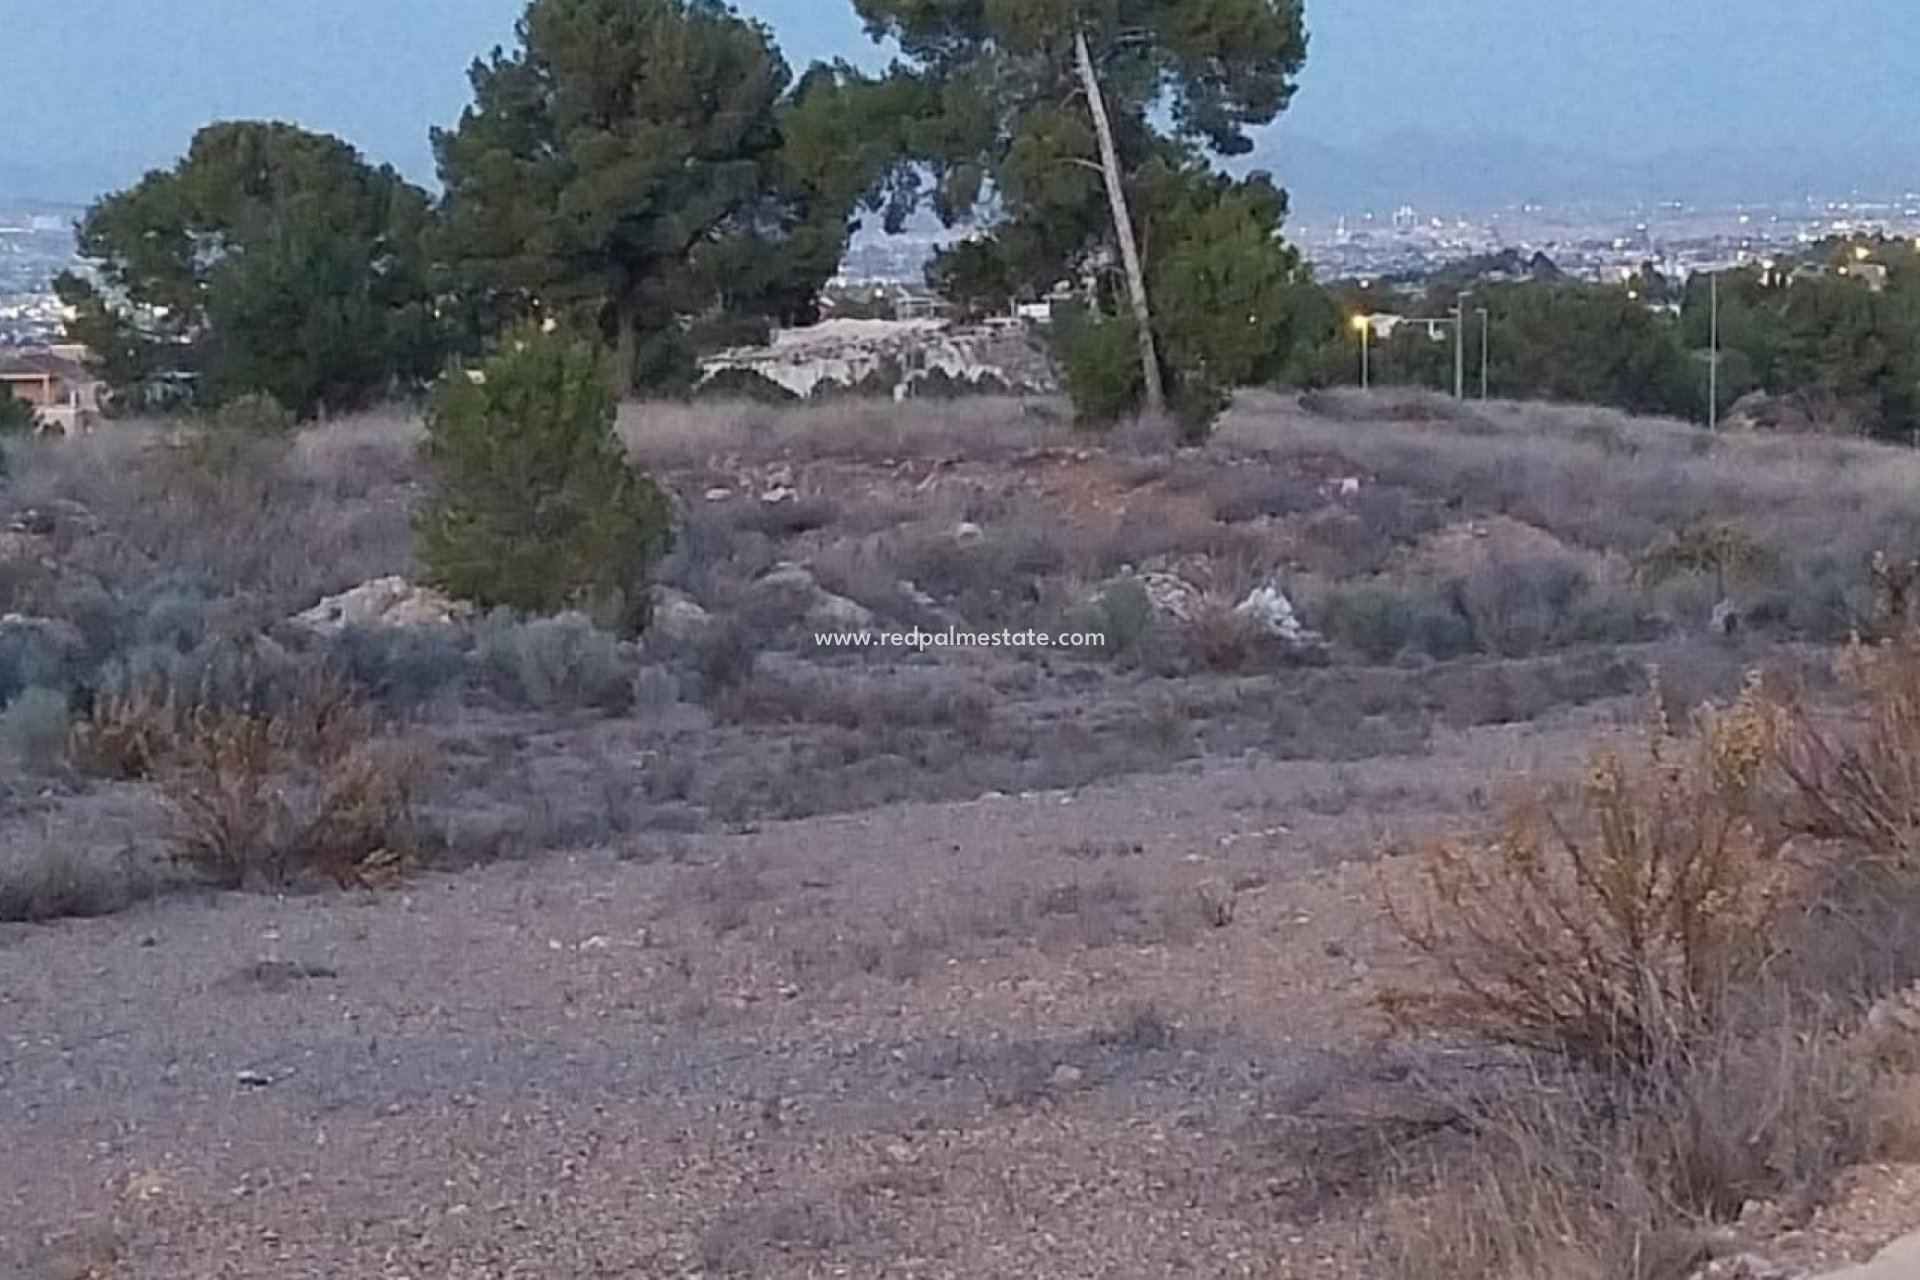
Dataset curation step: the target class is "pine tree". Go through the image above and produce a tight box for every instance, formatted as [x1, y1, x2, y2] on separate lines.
[433, 0, 858, 393]
[56, 122, 440, 417]
[417, 328, 672, 634]
[854, 0, 1309, 430]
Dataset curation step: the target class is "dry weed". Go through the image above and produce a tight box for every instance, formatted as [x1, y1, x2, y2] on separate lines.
[1776, 631, 1920, 867]
[1375, 1014, 1895, 1280]
[75, 667, 429, 890]
[1385, 677, 1795, 1071]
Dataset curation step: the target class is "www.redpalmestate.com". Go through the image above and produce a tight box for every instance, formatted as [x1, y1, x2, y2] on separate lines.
[812, 628, 1107, 651]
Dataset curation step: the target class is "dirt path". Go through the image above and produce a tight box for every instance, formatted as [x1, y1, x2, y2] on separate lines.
[1, 713, 1607, 1279]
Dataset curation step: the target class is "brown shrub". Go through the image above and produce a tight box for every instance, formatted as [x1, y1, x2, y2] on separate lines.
[1376, 1015, 1890, 1280]
[1385, 678, 1795, 1071]
[1776, 632, 1920, 868]
[76, 669, 429, 890]
[70, 686, 179, 780]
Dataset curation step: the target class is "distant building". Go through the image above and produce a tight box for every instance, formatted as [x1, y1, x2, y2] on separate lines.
[0, 349, 103, 433]
[1837, 262, 1891, 293]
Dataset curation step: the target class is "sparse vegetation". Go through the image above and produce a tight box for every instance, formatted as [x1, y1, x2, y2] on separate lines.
[7, 389, 1920, 1275]
[1378, 601, 1920, 1278]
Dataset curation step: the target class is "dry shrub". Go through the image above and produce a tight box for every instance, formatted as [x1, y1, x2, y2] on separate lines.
[1386, 678, 1795, 1071]
[1775, 631, 1920, 867]
[1185, 599, 1268, 672]
[71, 685, 187, 779]
[77, 669, 429, 889]
[1377, 1015, 1894, 1280]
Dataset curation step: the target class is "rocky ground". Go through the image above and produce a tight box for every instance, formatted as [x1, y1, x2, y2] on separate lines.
[7, 390, 1920, 1276]
[1, 712, 1601, 1279]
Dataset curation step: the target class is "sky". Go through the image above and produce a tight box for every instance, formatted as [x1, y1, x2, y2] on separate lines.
[3, 1, 1918, 204]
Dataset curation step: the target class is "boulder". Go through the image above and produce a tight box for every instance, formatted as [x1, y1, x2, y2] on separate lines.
[1138, 572, 1205, 623]
[1234, 584, 1315, 646]
[649, 587, 712, 643]
[290, 577, 474, 635]
[748, 563, 876, 632]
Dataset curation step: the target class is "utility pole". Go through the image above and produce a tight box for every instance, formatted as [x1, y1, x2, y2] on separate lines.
[1477, 308, 1490, 400]
[1707, 269, 1720, 428]
[1452, 302, 1466, 399]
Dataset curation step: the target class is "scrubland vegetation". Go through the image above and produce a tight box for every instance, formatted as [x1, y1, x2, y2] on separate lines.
[8, 387, 1920, 1276]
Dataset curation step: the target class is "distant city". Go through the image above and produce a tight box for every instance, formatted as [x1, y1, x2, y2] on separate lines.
[9, 190, 1920, 347]
[0, 205, 81, 346]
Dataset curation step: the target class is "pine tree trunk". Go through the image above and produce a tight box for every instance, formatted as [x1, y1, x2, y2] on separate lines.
[1074, 26, 1165, 417]
[613, 302, 639, 400]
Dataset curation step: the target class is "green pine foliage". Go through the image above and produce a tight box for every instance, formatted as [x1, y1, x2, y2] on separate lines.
[432, 0, 862, 394]
[56, 122, 441, 418]
[417, 328, 672, 635]
[0, 387, 38, 435]
[855, 0, 1311, 434]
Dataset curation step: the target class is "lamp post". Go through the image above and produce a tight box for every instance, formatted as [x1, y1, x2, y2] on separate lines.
[1351, 313, 1372, 391]
[1451, 302, 1466, 400]
[1707, 268, 1721, 429]
[1476, 307, 1490, 400]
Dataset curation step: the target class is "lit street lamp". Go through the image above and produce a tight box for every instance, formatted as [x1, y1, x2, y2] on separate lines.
[1350, 313, 1372, 391]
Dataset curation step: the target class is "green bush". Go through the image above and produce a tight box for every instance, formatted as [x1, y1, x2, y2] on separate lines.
[1318, 582, 1421, 664]
[208, 391, 296, 436]
[0, 387, 38, 435]
[1053, 308, 1229, 442]
[1090, 577, 1156, 656]
[1, 686, 72, 771]
[417, 328, 673, 634]
[1054, 309, 1146, 429]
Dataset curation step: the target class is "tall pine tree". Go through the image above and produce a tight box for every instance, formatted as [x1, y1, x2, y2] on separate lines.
[434, 0, 859, 393]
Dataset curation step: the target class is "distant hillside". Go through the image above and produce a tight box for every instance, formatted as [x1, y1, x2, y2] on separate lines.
[1246, 128, 1920, 215]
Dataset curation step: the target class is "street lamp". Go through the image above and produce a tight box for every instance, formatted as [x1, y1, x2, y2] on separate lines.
[1475, 307, 1490, 400]
[1450, 301, 1466, 399]
[1350, 313, 1372, 391]
[1708, 269, 1720, 428]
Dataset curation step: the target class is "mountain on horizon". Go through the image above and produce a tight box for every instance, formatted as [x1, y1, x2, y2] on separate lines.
[1250, 128, 1920, 217]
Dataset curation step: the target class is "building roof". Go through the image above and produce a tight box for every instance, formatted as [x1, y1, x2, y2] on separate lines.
[0, 351, 92, 382]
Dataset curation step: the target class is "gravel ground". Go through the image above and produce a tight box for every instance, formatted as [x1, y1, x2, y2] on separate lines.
[1, 713, 1607, 1279]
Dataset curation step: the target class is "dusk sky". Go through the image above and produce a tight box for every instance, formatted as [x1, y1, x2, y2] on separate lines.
[3, 1, 1916, 202]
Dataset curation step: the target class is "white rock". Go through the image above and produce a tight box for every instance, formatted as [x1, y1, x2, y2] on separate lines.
[749, 563, 875, 631]
[290, 577, 474, 635]
[1234, 585, 1310, 643]
[1138, 572, 1204, 623]
[650, 587, 712, 642]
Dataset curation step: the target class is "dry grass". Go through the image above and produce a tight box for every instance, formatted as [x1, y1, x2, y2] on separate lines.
[1376, 1014, 1895, 1280]
[617, 395, 1069, 470]
[0, 839, 153, 924]
[1375, 606, 1920, 1277]
[1223, 390, 1920, 640]
[75, 669, 430, 889]
[1385, 676, 1795, 1070]
[1776, 632, 1920, 868]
